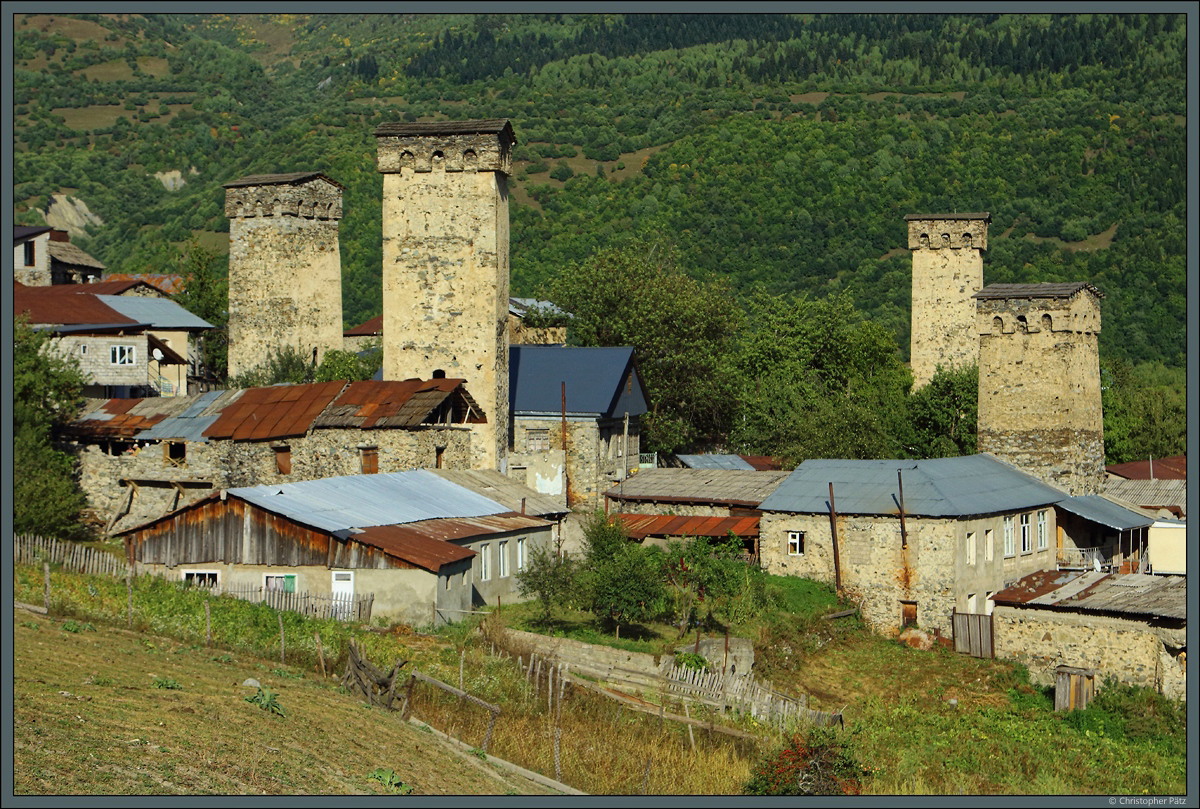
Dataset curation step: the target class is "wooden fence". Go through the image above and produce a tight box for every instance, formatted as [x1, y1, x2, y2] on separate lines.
[13, 534, 129, 577]
[951, 610, 994, 659]
[212, 583, 374, 623]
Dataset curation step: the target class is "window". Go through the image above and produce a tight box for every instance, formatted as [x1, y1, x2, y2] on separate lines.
[479, 543, 490, 581]
[787, 531, 804, 556]
[966, 531, 976, 566]
[110, 345, 135, 365]
[498, 540, 508, 578]
[1003, 516, 1015, 558]
[1037, 510, 1048, 550]
[967, 593, 978, 614]
[516, 537, 526, 571]
[79, 344, 88, 355]
[164, 442, 186, 467]
[24, 241, 35, 266]
[360, 446, 378, 474]
[183, 570, 218, 587]
[526, 428, 550, 452]
[273, 445, 291, 475]
[264, 574, 296, 593]
[1020, 513, 1032, 554]
[435, 446, 445, 469]
[985, 528, 994, 561]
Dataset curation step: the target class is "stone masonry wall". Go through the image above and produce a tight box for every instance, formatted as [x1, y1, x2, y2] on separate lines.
[377, 131, 510, 471]
[225, 178, 344, 380]
[50, 334, 149, 389]
[977, 291, 1103, 495]
[509, 416, 639, 507]
[993, 605, 1186, 700]
[907, 215, 988, 389]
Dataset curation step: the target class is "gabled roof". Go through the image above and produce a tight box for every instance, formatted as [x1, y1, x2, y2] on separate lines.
[615, 514, 760, 540]
[203, 381, 347, 442]
[605, 469, 790, 508]
[354, 514, 549, 573]
[96, 294, 213, 331]
[344, 314, 382, 337]
[1103, 478, 1187, 517]
[14, 283, 140, 327]
[759, 455, 1066, 517]
[222, 172, 343, 189]
[993, 570, 1186, 620]
[66, 279, 160, 296]
[1105, 455, 1186, 481]
[509, 345, 646, 418]
[101, 273, 186, 296]
[47, 241, 105, 270]
[974, 282, 1103, 300]
[14, 225, 52, 242]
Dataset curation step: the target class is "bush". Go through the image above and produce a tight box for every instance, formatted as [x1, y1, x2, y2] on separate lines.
[743, 727, 869, 796]
[549, 162, 573, 181]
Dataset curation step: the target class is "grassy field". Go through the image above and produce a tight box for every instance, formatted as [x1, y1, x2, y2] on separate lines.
[11, 563, 1187, 795]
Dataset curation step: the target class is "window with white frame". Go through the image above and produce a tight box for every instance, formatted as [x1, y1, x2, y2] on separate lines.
[498, 540, 509, 578]
[966, 531, 976, 566]
[985, 528, 994, 561]
[183, 570, 218, 587]
[1020, 513, 1032, 554]
[1003, 516, 1015, 558]
[1037, 510, 1048, 550]
[787, 531, 804, 556]
[110, 345, 135, 365]
[526, 428, 550, 452]
[516, 537, 526, 571]
[479, 543, 490, 581]
[264, 574, 296, 593]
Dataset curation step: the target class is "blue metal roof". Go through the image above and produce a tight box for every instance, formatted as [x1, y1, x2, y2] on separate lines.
[678, 454, 755, 470]
[137, 391, 232, 442]
[96, 295, 213, 330]
[1056, 495, 1154, 531]
[509, 345, 647, 418]
[759, 455, 1067, 517]
[228, 470, 510, 534]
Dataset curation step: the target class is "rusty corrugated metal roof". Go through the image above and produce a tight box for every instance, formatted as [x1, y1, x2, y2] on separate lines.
[1105, 455, 1187, 481]
[66, 279, 156, 296]
[344, 314, 382, 336]
[204, 381, 347, 442]
[615, 514, 759, 540]
[102, 273, 186, 296]
[14, 283, 139, 326]
[994, 570, 1186, 620]
[354, 514, 548, 572]
[316, 378, 480, 429]
[63, 397, 170, 438]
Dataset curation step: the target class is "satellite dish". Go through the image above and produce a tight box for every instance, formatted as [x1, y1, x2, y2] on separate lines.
[152, 348, 164, 361]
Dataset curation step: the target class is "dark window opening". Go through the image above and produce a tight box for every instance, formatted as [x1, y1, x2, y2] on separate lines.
[24, 242, 35, 266]
[165, 442, 187, 467]
[901, 600, 918, 630]
[435, 446, 446, 469]
[184, 571, 218, 587]
[274, 445, 291, 475]
[432, 369, 446, 379]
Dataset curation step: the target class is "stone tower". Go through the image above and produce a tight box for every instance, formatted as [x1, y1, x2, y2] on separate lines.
[374, 119, 516, 470]
[975, 282, 1104, 496]
[223, 172, 344, 380]
[906, 213, 990, 388]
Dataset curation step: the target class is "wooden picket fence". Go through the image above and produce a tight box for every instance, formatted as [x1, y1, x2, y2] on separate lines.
[13, 534, 129, 578]
[660, 662, 842, 728]
[216, 582, 374, 623]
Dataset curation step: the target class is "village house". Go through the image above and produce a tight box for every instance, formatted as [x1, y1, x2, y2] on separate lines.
[117, 470, 556, 627]
[13, 225, 105, 285]
[991, 570, 1186, 700]
[64, 378, 485, 535]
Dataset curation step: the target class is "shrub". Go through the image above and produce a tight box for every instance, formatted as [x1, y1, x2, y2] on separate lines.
[743, 727, 869, 796]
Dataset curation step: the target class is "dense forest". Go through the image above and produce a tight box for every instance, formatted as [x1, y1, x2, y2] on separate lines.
[11, 12, 1188, 459]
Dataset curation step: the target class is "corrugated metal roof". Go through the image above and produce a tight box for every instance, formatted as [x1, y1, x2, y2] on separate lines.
[1055, 495, 1154, 531]
[374, 119, 514, 138]
[228, 470, 510, 534]
[315, 378, 483, 429]
[903, 212, 991, 221]
[47, 240, 105, 270]
[1106, 455, 1187, 480]
[15, 283, 138, 326]
[96, 295, 213, 330]
[427, 469, 566, 516]
[994, 571, 1186, 620]
[354, 514, 549, 571]
[605, 469, 790, 507]
[68, 279, 157, 296]
[510, 345, 646, 418]
[677, 454, 755, 471]
[615, 514, 759, 540]
[204, 381, 347, 441]
[1103, 478, 1187, 515]
[222, 172, 343, 189]
[760, 455, 1066, 517]
[135, 391, 237, 442]
[101, 273, 186, 296]
[974, 282, 1103, 300]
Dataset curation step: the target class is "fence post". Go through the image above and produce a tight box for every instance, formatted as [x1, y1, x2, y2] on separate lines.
[43, 562, 50, 612]
[278, 614, 285, 664]
[126, 568, 133, 628]
[204, 600, 211, 646]
[315, 632, 326, 678]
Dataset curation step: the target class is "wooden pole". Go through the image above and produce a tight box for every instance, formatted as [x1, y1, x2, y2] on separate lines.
[43, 562, 50, 612]
[126, 567, 133, 628]
[828, 482, 842, 592]
[897, 469, 909, 549]
[459, 650, 465, 691]
[315, 632, 326, 678]
[278, 614, 285, 663]
[204, 600, 211, 646]
[683, 701, 696, 753]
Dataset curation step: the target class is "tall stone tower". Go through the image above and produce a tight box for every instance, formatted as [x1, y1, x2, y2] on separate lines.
[223, 172, 344, 380]
[975, 282, 1104, 496]
[374, 120, 516, 470]
[906, 213, 990, 388]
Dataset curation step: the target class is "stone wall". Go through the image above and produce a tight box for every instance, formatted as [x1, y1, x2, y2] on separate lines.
[907, 214, 988, 388]
[993, 605, 1186, 700]
[225, 177, 344, 380]
[50, 334, 150, 390]
[377, 129, 510, 471]
[14, 232, 51, 285]
[509, 416, 639, 507]
[977, 291, 1103, 495]
[760, 508, 1057, 636]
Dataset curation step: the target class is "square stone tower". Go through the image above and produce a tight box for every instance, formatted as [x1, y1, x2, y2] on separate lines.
[374, 120, 516, 471]
[905, 213, 990, 388]
[975, 283, 1104, 496]
[223, 172, 344, 380]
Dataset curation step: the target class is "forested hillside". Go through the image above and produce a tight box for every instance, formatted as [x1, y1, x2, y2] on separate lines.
[11, 13, 1187, 457]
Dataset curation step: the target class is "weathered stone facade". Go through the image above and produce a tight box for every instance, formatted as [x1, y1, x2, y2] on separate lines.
[224, 174, 345, 379]
[759, 507, 1056, 636]
[48, 333, 152, 395]
[508, 415, 639, 507]
[992, 605, 1186, 700]
[906, 213, 989, 388]
[79, 426, 473, 534]
[375, 122, 515, 471]
[976, 285, 1104, 496]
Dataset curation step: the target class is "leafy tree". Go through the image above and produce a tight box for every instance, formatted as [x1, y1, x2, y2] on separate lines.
[227, 345, 315, 389]
[550, 236, 742, 452]
[515, 533, 577, 625]
[1101, 359, 1186, 464]
[170, 237, 228, 384]
[662, 533, 763, 636]
[578, 512, 665, 634]
[13, 317, 91, 539]
[314, 343, 383, 383]
[905, 365, 978, 458]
